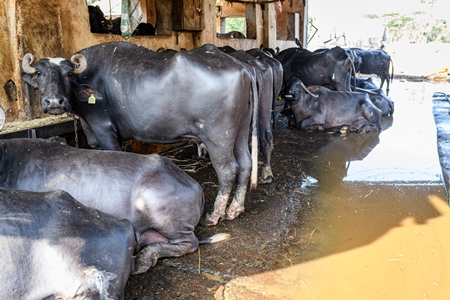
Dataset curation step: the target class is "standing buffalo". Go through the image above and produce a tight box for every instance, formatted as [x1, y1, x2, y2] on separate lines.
[275, 46, 353, 92]
[0, 138, 228, 274]
[21, 42, 259, 226]
[219, 48, 276, 184]
[0, 187, 137, 299]
[351, 48, 394, 95]
[246, 47, 284, 127]
[284, 77, 382, 133]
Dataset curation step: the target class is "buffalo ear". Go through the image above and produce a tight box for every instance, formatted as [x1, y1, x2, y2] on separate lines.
[21, 73, 38, 89]
[73, 84, 103, 102]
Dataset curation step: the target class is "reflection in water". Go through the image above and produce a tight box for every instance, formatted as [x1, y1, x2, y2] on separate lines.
[277, 81, 448, 298]
[304, 131, 381, 189]
[296, 80, 446, 258]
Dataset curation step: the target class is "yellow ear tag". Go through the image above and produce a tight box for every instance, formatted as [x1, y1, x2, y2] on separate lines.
[88, 94, 96, 104]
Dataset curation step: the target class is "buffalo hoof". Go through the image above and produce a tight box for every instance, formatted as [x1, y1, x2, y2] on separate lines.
[259, 166, 274, 184]
[340, 126, 349, 135]
[131, 252, 158, 275]
[201, 212, 222, 226]
[131, 245, 160, 275]
[225, 202, 245, 220]
[132, 261, 151, 275]
[259, 176, 273, 184]
[358, 125, 379, 134]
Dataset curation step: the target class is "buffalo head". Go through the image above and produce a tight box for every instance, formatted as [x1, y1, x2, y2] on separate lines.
[21, 53, 101, 115]
[283, 76, 319, 128]
[284, 76, 318, 102]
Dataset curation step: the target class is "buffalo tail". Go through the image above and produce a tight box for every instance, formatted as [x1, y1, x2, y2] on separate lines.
[250, 72, 259, 189]
[198, 233, 231, 244]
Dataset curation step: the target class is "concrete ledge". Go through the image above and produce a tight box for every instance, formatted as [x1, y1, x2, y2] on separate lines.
[432, 92, 450, 203]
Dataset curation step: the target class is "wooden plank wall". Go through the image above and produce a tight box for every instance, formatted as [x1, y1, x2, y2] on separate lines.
[0, 0, 304, 123]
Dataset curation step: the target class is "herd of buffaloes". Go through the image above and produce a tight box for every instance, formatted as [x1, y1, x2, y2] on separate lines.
[0, 37, 394, 298]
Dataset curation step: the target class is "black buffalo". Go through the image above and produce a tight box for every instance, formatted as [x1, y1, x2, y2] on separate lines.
[273, 46, 312, 72]
[351, 48, 394, 95]
[21, 42, 258, 227]
[351, 76, 378, 90]
[259, 44, 280, 57]
[352, 77, 394, 116]
[284, 77, 382, 133]
[356, 87, 394, 116]
[246, 47, 284, 126]
[216, 31, 246, 39]
[218, 48, 276, 184]
[111, 18, 156, 36]
[0, 138, 228, 274]
[275, 46, 353, 92]
[88, 5, 112, 34]
[87, 6, 155, 36]
[0, 187, 137, 299]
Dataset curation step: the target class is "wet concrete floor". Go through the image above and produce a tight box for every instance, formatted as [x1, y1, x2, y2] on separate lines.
[125, 79, 450, 299]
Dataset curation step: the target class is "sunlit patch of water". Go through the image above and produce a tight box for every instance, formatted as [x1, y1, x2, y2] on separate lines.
[270, 80, 450, 298]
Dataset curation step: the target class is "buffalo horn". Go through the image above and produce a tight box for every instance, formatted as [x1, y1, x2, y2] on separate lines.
[300, 81, 319, 99]
[22, 53, 36, 74]
[70, 54, 87, 74]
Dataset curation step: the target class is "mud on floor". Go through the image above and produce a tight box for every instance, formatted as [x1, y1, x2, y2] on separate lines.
[124, 118, 338, 300]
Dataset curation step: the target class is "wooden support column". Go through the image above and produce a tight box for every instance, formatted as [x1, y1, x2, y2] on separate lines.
[246, 4, 256, 39]
[156, 0, 172, 36]
[287, 12, 299, 41]
[265, 3, 277, 49]
[303, 0, 309, 47]
[255, 4, 263, 46]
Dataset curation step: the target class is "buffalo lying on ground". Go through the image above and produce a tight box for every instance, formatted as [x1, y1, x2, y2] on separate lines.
[0, 187, 137, 299]
[0, 138, 229, 274]
[284, 77, 382, 133]
[352, 77, 394, 116]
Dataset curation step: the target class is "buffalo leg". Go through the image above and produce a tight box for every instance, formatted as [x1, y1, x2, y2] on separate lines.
[352, 119, 379, 134]
[380, 75, 390, 96]
[226, 116, 253, 220]
[300, 116, 325, 131]
[258, 75, 275, 184]
[132, 238, 198, 274]
[131, 176, 202, 273]
[201, 140, 238, 226]
[259, 125, 274, 184]
[79, 118, 102, 149]
[84, 117, 122, 150]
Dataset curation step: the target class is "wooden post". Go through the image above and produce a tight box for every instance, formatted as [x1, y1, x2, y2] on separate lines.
[266, 3, 277, 50]
[246, 4, 256, 39]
